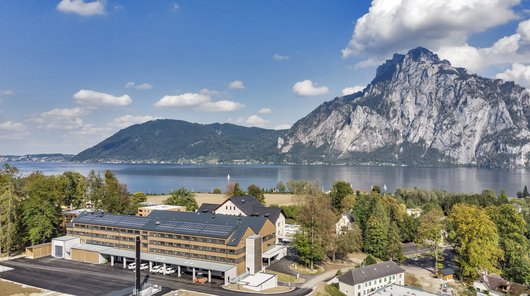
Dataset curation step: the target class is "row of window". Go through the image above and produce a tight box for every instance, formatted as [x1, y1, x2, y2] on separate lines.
[358, 274, 400, 289]
[71, 231, 136, 242]
[150, 240, 242, 254]
[74, 224, 141, 234]
[85, 239, 134, 250]
[149, 248, 239, 263]
[150, 232, 225, 245]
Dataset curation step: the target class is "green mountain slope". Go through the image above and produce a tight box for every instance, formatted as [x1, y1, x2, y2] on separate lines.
[73, 119, 286, 163]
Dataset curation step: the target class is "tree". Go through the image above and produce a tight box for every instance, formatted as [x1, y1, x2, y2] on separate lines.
[128, 192, 147, 215]
[86, 170, 104, 210]
[166, 187, 198, 211]
[400, 214, 419, 243]
[276, 181, 287, 193]
[287, 180, 313, 195]
[336, 224, 362, 259]
[362, 255, 378, 266]
[524, 186, 530, 198]
[330, 181, 353, 211]
[294, 191, 335, 269]
[447, 204, 502, 279]
[364, 215, 388, 259]
[340, 194, 356, 213]
[387, 222, 403, 261]
[292, 232, 324, 268]
[486, 204, 530, 284]
[101, 170, 131, 214]
[247, 184, 265, 204]
[0, 164, 22, 255]
[225, 182, 244, 197]
[59, 171, 86, 209]
[416, 209, 445, 274]
[212, 188, 222, 194]
[21, 172, 61, 245]
[496, 189, 509, 205]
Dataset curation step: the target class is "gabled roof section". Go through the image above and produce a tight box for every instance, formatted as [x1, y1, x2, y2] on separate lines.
[338, 261, 405, 286]
[197, 203, 220, 213]
[220, 195, 283, 223]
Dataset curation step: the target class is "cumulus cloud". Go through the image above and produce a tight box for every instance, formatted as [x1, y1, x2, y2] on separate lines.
[244, 115, 269, 126]
[74, 89, 133, 106]
[342, 86, 364, 96]
[0, 121, 28, 140]
[258, 108, 272, 114]
[435, 19, 530, 72]
[228, 80, 245, 90]
[32, 107, 89, 130]
[274, 123, 292, 130]
[199, 88, 221, 96]
[109, 115, 157, 129]
[273, 54, 289, 61]
[198, 100, 244, 112]
[57, 0, 105, 16]
[154, 93, 210, 108]
[0, 90, 14, 97]
[125, 81, 153, 90]
[342, 0, 520, 58]
[292, 80, 330, 96]
[170, 3, 180, 12]
[496, 63, 530, 88]
[154, 92, 244, 112]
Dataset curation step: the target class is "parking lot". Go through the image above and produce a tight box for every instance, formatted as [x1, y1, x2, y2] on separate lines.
[0, 257, 311, 296]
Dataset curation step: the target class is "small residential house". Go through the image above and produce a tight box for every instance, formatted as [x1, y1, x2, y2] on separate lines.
[437, 268, 454, 281]
[338, 261, 405, 296]
[336, 213, 355, 235]
[474, 274, 529, 296]
[197, 195, 286, 243]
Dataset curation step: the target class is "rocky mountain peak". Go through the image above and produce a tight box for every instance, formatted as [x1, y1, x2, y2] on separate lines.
[278, 47, 530, 167]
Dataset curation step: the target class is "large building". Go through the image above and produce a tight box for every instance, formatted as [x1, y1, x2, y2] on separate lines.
[64, 209, 279, 284]
[137, 204, 186, 217]
[197, 195, 286, 243]
[338, 261, 405, 296]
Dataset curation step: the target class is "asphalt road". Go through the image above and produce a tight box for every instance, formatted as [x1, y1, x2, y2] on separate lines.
[0, 257, 311, 296]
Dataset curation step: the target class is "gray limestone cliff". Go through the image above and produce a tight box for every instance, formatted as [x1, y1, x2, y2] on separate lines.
[278, 47, 530, 167]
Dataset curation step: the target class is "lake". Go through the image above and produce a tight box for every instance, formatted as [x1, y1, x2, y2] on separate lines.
[3, 162, 530, 196]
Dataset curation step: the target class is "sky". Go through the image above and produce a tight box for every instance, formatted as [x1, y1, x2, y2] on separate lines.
[1, 0, 530, 154]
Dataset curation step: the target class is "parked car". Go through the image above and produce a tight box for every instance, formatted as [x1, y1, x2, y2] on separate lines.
[127, 263, 136, 270]
[164, 267, 176, 275]
[150, 265, 162, 273]
[139, 263, 148, 271]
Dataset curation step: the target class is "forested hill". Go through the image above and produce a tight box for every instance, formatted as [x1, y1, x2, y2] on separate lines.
[73, 119, 286, 163]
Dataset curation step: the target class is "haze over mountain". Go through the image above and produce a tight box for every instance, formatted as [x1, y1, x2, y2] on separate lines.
[76, 47, 530, 167]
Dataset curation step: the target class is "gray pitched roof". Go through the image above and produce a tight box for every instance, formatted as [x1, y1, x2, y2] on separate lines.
[72, 210, 269, 246]
[338, 261, 405, 286]
[197, 203, 220, 213]
[222, 195, 283, 223]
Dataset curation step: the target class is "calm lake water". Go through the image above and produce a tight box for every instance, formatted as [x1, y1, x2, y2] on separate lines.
[4, 162, 530, 196]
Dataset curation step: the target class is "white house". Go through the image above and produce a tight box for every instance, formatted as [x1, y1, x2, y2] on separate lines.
[336, 213, 355, 235]
[371, 284, 439, 296]
[197, 195, 286, 244]
[338, 261, 405, 296]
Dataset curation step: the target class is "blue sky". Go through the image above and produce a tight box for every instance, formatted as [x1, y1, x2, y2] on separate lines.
[1, 0, 530, 154]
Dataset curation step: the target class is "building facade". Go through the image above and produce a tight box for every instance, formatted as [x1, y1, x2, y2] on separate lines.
[338, 261, 405, 296]
[137, 204, 186, 217]
[66, 210, 276, 283]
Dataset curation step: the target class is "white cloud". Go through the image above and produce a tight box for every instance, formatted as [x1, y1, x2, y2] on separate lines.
[0, 90, 14, 97]
[125, 81, 153, 90]
[258, 108, 272, 114]
[74, 89, 133, 106]
[199, 100, 244, 112]
[154, 92, 243, 112]
[170, 3, 180, 12]
[228, 80, 245, 90]
[244, 115, 269, 126]
[437, 19, 530, 72]
[109, 115, 157, 129]
[32, 107, 89, 130]
[274, 123, 291, 130]
[57, 0, 105, 16]
[199, 88, 221, 96]
[342, 86, 364, 96]
[292, 80, 330, 96]
[343, 0, 520, 58]
[496, 63, 530, 88]
[154, 93, 210, 108]
[0, 121, 28, 140]
[273, 54, 289, 61]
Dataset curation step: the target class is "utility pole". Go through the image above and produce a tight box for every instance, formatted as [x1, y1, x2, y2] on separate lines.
[134, 236, 141, 295]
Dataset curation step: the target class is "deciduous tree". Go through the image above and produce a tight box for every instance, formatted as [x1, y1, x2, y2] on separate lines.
[166, 187, 198, 211]
[247, 184, 265, 204]
[330, 181, 353, 211]
[416, 209, 445, 273]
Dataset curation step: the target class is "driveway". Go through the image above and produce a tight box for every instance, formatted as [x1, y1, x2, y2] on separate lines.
[0, 257, 311, 296]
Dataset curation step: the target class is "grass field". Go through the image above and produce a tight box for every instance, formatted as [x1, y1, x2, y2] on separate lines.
[0, 279, 42, 296]
[147, 193, 295, 207]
